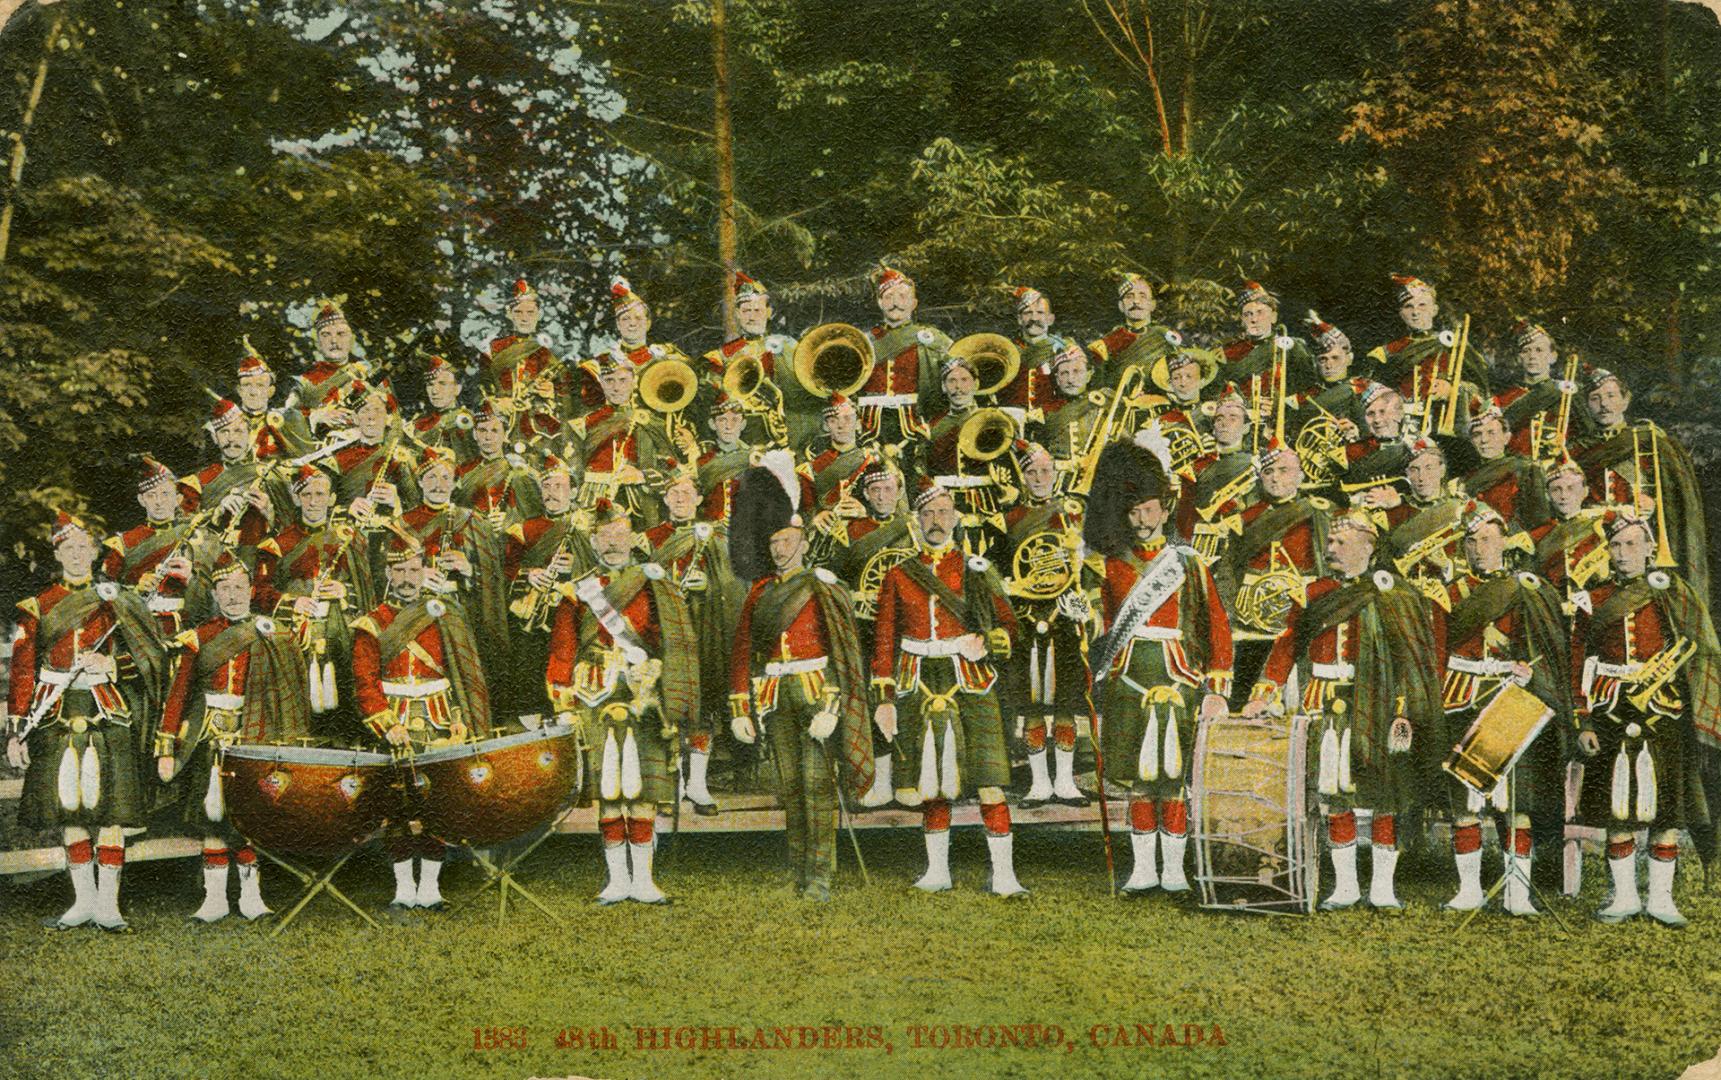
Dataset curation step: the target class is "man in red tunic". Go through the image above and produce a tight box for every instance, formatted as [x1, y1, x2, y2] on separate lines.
[104, 456, 207, 639]
[352, 533, 491, 914]
[870, 479, 1025, 896]
[859, 266, 949, 445]
[482, 277, 565, 443]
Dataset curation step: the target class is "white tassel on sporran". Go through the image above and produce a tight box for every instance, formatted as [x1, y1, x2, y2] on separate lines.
[57, 744, 80, 812]
[918, 716, 939, 800]
[600, 728, 621, 802]
[939, 718, 959, 800]
[620, 727, 642, 801]
[1337, 726, 1353, 794]
[322, 659, 337, 710]
[204, 760, 225, 822]
[79, 744, 101, 811]
[1609, 745, 1631, 822]
[1317, 722, 1339, 797]
[1489, 775, 1508, 814]
[1163, 707, 1182, 782]
[308, 661, 326, 715]
[1139, 704, 1159, 783]
[1635, 743, 1657, 823]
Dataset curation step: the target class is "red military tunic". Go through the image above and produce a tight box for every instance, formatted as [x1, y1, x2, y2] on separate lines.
[253, 520, 361, 609]
[351, 602, 456, 735]
[178, 462, 272, 546]
[729, 569, 837, 716]
[1573, 578, 1675, 720]
[1258, 576, 1363, 712]
[1237, 499, 1324, 576]
[870, 547, 1018, 699]
[545, 569, 663, 709]
[575, 343, 658, 411]
[102, 522, 194, 636]
[158, 617, 259, 741]
[9, 581, 128, 721]
[572, 404, 646, 474]
[1530, 514, 1608, 593]
[1097, 541, 1235, 697]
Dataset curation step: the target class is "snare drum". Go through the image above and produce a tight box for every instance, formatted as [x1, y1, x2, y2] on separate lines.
[412, 722, 581, 845]
[221, 743, 395, 855]
[1443, 682, 1554, 797]
[1190, 713, 1317, 914]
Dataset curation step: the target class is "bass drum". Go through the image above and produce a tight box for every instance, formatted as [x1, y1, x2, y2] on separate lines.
[1190, 713, 1317, 914]
[411, 722, 582, 846]
[221, 743, 396, 856]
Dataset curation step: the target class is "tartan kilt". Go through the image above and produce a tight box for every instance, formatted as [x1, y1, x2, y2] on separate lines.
[1098, 639, 1202, 790]
[893, 656, 1010, 794]
[578, 695, 676, 807]
[19, 708, 147, 831]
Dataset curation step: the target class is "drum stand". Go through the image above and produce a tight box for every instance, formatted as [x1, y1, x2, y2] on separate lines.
[455, 823, 566, 928]
[1456, 769, 1571, 935]
[254, 842, 381, 939]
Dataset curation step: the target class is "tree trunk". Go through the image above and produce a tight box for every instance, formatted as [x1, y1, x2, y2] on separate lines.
[712, 0, 738, 339]
[0, 11, 64, 267]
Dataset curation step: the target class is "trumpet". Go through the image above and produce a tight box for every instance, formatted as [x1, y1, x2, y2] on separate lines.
[948, 333, 1021, 400]
[723, 353, 790, 447]
[793, 323, 875, 399]
[639, 357, 700, 451]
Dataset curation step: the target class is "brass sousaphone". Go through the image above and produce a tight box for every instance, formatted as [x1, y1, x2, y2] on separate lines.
[947, 333, 1021, 399]
[957, 407, 1017, 463]
[639, 356, 700, 448]
[793, 322, 875, 399]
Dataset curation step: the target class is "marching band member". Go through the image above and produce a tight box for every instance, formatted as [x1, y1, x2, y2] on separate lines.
[1462, 401, 1552, 532]
[1142, 349, 1218, 476]
[503, 453, 595, 724]
[1088, 272, 1182, 391]
[1085, 437, 1233, 894]
[1245, 510, 1444, 910]
[1225, 437, 1331, 704]
[1438, 503, 1570, 916]
[1293, 312, 1367, 440]
[7, 512, 169, 932]
[1032, 341, 1110, 484]
[396, 445, 510, 671]
[581, 277, 699, 432]
[804, 393, 878, 511]
[1498, 320, 1583, 460]
[1379, 437, 1466, 610]
[694, 392, 759, 523]
[1530, 454, 1610, 612]
[281, 300, 369, 449]
[410, 354, 479, 466]
[819, 458, 914, 808]
[1002, 442, 1091, 808]
[566, 351, 676, 528]
[1220, 280, 1315, 420]
[1179, 385, 1257, 567]
[703, 271, 809, 450]
[1571, 367, 1709, 601]
[330, 380, 420, 518]
[644, 458, 745, 815]
[546, 499, 700, 905]
[1572, 512, 1720, 927]
[352, 532, 492, 913]
[253, 464, 375, 727]
[727, 459, 874, 900]
[234, 341, 287, 459]
[998, 284, 1060, 411]
[482, 277, 565, 441]
[870, 479, 1026, 896]
[860, 266, 949, 444]
[1342, 382, 1413, 494]
[1365, 274, 1487, 427]
[155, 552, 309, 923]
[182, 397, 290, 551]
[919, 352, 1010, 561]
[453, 401, 545, 528]
[105, 456, 210, 639]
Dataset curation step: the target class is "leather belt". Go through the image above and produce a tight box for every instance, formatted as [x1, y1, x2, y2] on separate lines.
[1131, 625, 1181, 641]
[858, 393, 915, 408]
[39, 667, 112, 689]
[203, 692, 245, 711]
[1311, 661, 1355, 681]
[933, 475, 990, 489]
[903, 637, 965, 658]
[1447, 656, 1516, 677]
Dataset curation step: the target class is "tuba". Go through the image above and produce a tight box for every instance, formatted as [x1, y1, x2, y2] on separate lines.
[957, 407, 1017, 463]
[639, 357, 699, 449]
[793, 323, 875, 399]
[723, 353, 790, 446]
[948, 333, 1021, 399]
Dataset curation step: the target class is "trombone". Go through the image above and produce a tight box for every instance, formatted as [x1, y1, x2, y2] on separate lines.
[1067, 367, 1143, 496]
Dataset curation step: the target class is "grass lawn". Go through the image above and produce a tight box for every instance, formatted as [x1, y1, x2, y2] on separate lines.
[2, 824, 1719, 1080]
